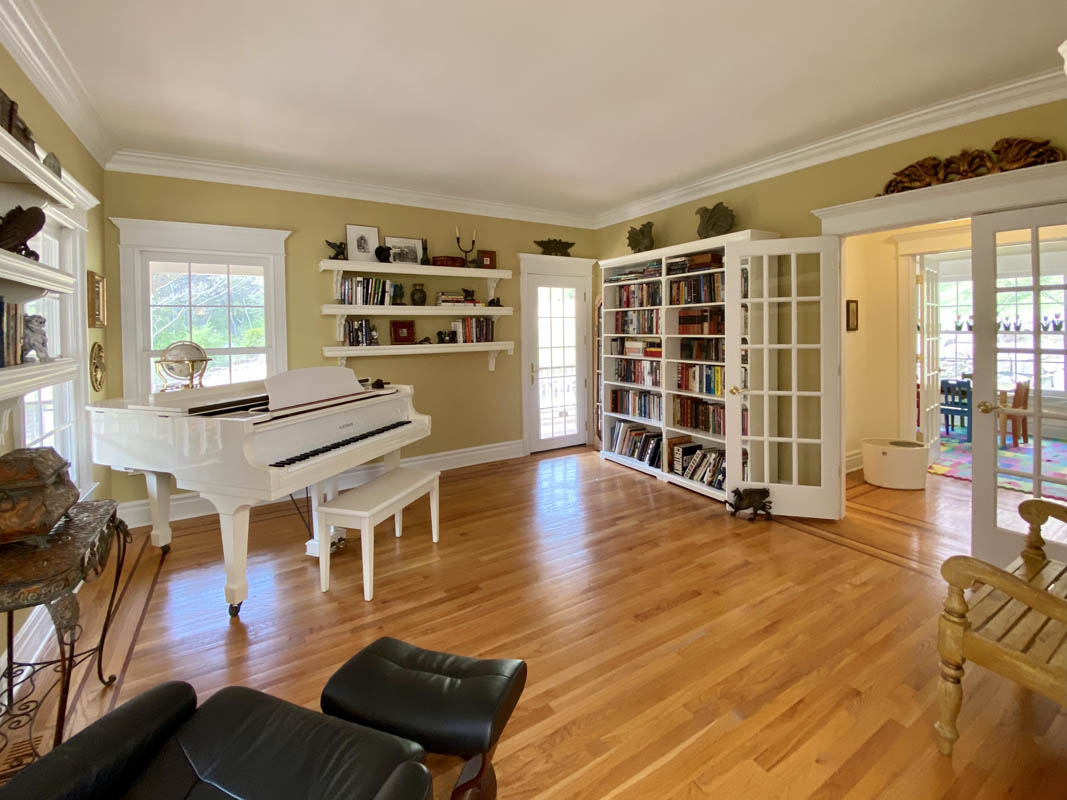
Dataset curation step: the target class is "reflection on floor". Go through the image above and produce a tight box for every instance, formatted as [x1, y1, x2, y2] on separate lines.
[928, 428, 1067, 502]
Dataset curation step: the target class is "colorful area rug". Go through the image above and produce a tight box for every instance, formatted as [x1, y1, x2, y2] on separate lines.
[929, 429, 1067, 501]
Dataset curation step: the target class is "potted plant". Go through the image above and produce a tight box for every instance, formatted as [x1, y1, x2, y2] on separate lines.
[1055, 312, 1064, 332]
[966, 315, 973, 331]
[954, 315, 963, 331]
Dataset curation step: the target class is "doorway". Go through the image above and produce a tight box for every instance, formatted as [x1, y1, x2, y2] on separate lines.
[521, 272, 591, 453]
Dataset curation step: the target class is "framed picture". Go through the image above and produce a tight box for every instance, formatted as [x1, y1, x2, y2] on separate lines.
[346, 224, 379, 262]
[476, 249, 496, 269]
[88, 270, 106, 328]
[384, 236, 423, 264]
[846, 299, 859, 331]
[390, 319, 417, 344]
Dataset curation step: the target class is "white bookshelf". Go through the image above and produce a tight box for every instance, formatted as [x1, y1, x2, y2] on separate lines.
[599, 229, 778, 502]
[320, 260, 515, 370]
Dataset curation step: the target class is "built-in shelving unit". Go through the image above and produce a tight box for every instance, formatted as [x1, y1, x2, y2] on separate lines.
[0, 125, 77, 210]
[320, 259, 514, 370]
[599, 229, 778, 502]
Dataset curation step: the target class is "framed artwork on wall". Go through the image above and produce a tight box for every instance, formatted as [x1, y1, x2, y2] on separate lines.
[346, 224, 379, 262]
[390, 319, 417, 344]
[88, 270, 106, 328]
[384, 237, 423, 264]
[846, 299, 859, 331]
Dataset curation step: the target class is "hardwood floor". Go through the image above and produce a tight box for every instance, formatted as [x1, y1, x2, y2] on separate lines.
[10, 449, 1067, 798]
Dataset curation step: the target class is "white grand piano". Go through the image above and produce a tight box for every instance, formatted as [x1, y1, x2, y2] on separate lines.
[89, 367, 430, 616]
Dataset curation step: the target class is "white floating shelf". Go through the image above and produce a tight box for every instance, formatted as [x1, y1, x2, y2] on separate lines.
[323, 341, 514, 371]
[322, 304, 512, 317]
[0, 126, 77, 209]
[319, 260, 512, 281]
[0, 358, 78, 405]
[0, 249, 76, 303]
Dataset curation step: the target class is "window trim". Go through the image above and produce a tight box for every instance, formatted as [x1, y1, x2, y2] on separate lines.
[112, 219, 291, 398]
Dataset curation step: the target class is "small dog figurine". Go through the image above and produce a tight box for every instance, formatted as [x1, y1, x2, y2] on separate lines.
[726, 487, 772, 522]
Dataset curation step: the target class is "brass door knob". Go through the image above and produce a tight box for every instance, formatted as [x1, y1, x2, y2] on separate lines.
[977, 400, 996, 414]
[729, 386, 741, 395]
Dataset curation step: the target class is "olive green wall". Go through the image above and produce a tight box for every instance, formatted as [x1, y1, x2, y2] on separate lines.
[102, 172, 598, 501]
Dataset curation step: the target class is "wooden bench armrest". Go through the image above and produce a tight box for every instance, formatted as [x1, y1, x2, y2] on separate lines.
[941, 555, 1067, 624]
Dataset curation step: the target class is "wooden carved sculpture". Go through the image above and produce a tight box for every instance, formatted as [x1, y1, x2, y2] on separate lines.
[881, 138, 1065, 195]
[726, 487, 773, 522]
[626, 221, 654, 253]
[696, 202, 735, 239]
[534, 238, 575, 257]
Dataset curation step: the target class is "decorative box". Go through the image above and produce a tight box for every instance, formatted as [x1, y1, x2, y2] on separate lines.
[431, 256, 466, 268]
[0, 447, 80, 545]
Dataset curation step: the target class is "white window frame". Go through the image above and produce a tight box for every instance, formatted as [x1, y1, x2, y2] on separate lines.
[112, 219, 291, 397]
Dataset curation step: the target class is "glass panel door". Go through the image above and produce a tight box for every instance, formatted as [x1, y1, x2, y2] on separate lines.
[525, 275, 588, 452]
[726, 236, 842, 519]
[972, 205, 1067, 564]
[919, 256, 943, 462]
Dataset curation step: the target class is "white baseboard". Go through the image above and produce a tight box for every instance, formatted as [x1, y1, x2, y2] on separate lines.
[117, 439, 525, 530]
[846, 449, 864, 474]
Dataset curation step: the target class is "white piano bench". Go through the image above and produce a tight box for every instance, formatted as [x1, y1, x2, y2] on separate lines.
[315, 467, 440, 600]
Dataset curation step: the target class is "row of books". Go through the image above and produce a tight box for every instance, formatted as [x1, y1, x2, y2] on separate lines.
[610, 389, 661, 420]
[603, 260, 661, 284]
[610, 309, 659, 335]
[343, 317, 377, 346]
[0, 298, 24, 367]
[451, 318, 495, 343]
[615, 338, 662, 358]
[612, 282, 661, 308]
[674, 444, 727, 488]
[677, 308, 724, 335]
[674, 363, 724, 396]
[669, 273, 724, 305]
[680, 338, 724, 361]
[336, 275, 397, 305]
[666, 251, 723, 275]
[612, 358, 660, 387]
[672, 396, 725, 434]
[610, 422, 662, 468]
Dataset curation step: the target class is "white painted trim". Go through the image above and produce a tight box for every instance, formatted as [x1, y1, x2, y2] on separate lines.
[593, 70, 1067, 228]
[814, 161, 1067, 236]
[845, 449, 864, 474]
[517, 253, 597, 277]
[110, 218, 290, 254]
[113, 218, 290, 397]
[1061, 40, 1067, 77]
[106, 150, 599, 229]
[116, 439, 526, 529]
[0, 0, 113, 165]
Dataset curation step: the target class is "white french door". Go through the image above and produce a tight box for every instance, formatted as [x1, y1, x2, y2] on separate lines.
[726, 236, 842, 519]
[523, 275, 590, 452]
[972, 204, 1067, 564]
[918, 256, 943, 462]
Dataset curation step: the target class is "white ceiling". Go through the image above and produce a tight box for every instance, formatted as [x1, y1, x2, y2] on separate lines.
[31, 0, 1067, 224]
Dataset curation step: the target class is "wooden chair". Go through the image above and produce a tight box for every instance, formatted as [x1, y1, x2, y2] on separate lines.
[998, 380, 1031, 448]
[940, 378, 972, 441]
[935, 498, 1067, 755]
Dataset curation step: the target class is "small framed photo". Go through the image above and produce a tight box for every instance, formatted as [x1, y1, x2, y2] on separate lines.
[846, 299, 859, 331]
[346, 224, 379, 262]
[390, 319, 417, 344]
[477, 249, 496, 269]
[88, 270, 106, 328]
[384, 236, 423, 264]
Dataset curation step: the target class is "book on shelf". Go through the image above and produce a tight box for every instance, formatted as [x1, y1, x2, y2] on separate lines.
[675, 363, 724, 396]
[612, 358, 660, 387]
[679, 447, 726, 487]
[613, 282, 661, 308]
[450, 317, 495, 343]
[611, 338, 661, 357]
[335, 274, 395, 306]
[665, 251, 723, 275]
[611, 309, 659, 335]
[610, 421, 662, 468]
[679, 338, 724, 362]
[668, 272, 724, 304]
[609, 388, 661, 420]
[0, 297, 24, 368]
[672, 395, 725, 435]
[603, 259, 661, 284]
[677, 307, 724, 335]
[665, 436, 692, 473]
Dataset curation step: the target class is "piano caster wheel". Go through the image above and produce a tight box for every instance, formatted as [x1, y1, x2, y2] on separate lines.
[160, 544, 171, 556]
[228, 603, 242, 618]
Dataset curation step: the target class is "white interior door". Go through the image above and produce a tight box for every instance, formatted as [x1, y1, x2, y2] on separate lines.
[523, 275, 589, 452]
[726, 236, 842, 519]
[972, 204, 1067, 564]
[918, 255, 943, 462]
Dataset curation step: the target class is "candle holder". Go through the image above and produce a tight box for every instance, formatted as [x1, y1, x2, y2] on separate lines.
[456, 230, 477, 267]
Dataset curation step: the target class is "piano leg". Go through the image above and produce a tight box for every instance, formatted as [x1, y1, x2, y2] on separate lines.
[384, 450, 400, 471]
[307, 478, 343, 558]
[141, 470, 173, 553]
[201, 494, 252, 616]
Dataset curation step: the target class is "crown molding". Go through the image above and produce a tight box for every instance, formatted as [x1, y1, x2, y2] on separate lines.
[0, 0, 112, 165]
[106, 149, 599, 229]
[590, 68, 1067, 228]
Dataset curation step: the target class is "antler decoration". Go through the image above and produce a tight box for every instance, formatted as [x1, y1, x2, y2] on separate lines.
[881, 138, 1065, 195]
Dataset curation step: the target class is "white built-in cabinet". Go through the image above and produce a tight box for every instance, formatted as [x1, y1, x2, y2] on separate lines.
[599, 230, 843, 520]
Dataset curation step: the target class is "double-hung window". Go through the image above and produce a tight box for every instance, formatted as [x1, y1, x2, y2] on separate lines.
[113, 220, 290, 396]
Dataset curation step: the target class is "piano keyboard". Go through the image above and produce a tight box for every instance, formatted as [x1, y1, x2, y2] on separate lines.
[268, 420, 412, 469]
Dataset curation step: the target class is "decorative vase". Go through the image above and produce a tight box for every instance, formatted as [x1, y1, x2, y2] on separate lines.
[411, 283, 427, 306]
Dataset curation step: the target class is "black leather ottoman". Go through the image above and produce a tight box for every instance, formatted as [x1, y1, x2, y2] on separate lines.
[321, 637, 527, 800]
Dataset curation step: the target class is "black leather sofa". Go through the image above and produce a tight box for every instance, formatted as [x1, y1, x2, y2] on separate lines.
[0, 680, 432, 800]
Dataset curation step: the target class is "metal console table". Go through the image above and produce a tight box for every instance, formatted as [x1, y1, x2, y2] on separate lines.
[0, 500, 130, 771]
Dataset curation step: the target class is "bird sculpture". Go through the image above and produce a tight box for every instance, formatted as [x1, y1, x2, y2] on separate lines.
[696, 202, 735, 238]
[626, 221, 654, 253]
